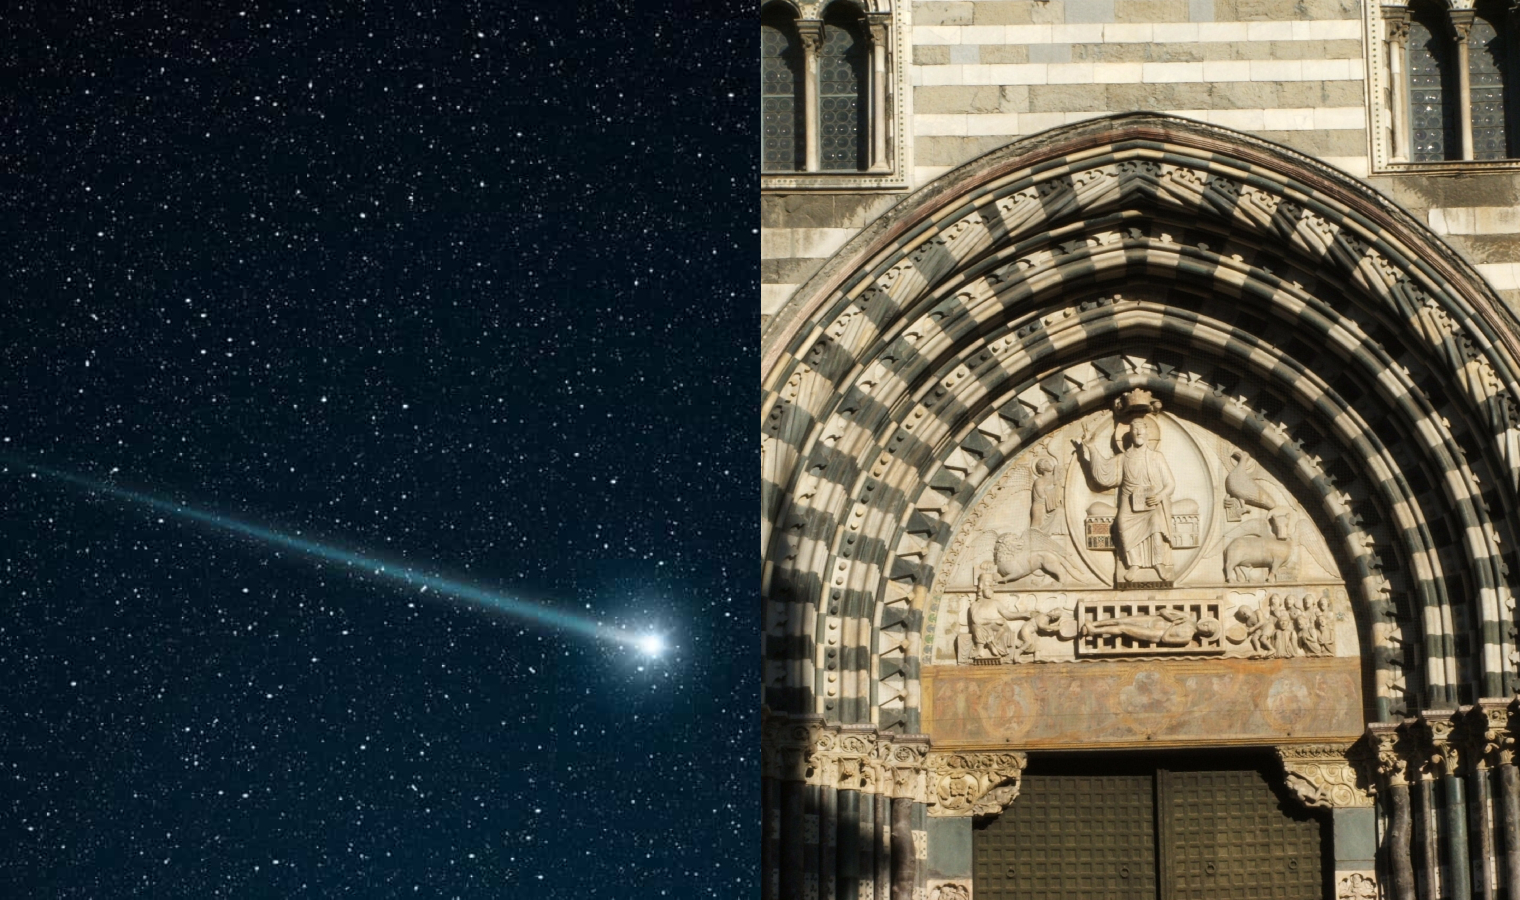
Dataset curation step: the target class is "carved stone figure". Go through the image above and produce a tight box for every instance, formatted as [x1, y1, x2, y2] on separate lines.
[1223, 449, 1282, 521]
[1076, 397, 1176, 584]
[1029, 452, 1066, 535]
[1269, 593, 1297, 659]
[1290, 594, 1317, 655]
[961, 573, 1078, 662]
[1224, 511, 1300, 583]
[1236, 603, 1271, 653]
[1337, 872, 1378, 900]
[1314, 593, 1337, 656]
[1231, 591, 1335, 659]
[993, 529, 1083, 585]
[1081, 607, 1220, 646]
[966, 565, 1020, 659]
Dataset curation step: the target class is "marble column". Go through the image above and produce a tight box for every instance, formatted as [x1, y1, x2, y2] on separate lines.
[866, 15, 890, 174]
[1476, 700, 1520, 900]
[890, 797, 913, 900]
[1386, 782, 1417, 900]
[836, 789, 859, 900]
[1499, 763, 1520, 896]
[1444, 772, 1473, 900]
[797, 21, 823, 173]
[1416, 775, 1440, 899]
[780, 779, 806, 900]
[762, 776, 780, 900]
[1426, 712, 1473, 900]
[1449, 8, 1476, 161]
[1372, 724, 1417, 900]
[1383, 6, 1412, 162]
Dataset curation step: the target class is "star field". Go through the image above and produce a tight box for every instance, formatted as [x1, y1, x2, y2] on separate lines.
[0, 3, 754, 897]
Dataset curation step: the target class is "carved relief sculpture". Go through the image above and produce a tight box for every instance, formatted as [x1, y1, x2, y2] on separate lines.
[925, 389, 1352, 667]
[1084, 606, 1218, 645]
[1075, 391, 1178, 586]
[1224, 590, 1336, 659]
[1276, 744, 1374, 809]
[993, 528, 1083, 585]
[926, 751, 1027, 817]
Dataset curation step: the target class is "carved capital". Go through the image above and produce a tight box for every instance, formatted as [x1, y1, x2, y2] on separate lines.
[1448, 8, 1475, 41]
[796, 19, 825, 54]
[1472, 699, 1518, 768]
[926, 751, 1028, 817]
[879, 734, 932, 801]
[761, 712, 933, 800]
[1383, 6, 1411, 43]
[1368, 722, 1411, 787]
[1278, 743, 1375, 808]
[761, 710, 828, 781]
[1420, 708, 1463, 777]
[866, 13, 891, 49]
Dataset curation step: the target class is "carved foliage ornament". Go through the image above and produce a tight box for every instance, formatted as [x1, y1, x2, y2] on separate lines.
[926, 751, 1028, 817]
[761, 711, 931, 800]
[1276, 744, 1374, 808]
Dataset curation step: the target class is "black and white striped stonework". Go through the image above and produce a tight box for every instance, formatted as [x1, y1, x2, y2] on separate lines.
[765, 113, 1520, 725]
[760, 114, 1520, 900]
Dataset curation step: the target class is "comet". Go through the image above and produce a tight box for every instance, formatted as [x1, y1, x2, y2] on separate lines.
[5, 458, 665, 653]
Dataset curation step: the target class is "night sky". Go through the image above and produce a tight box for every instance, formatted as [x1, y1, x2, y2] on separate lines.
[1, 4, 754, 897]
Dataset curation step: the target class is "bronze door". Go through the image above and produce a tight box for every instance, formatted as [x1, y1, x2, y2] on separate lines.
[973, 757, 1324, 900]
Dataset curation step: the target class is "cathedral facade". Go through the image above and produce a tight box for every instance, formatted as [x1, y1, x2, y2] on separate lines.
[762, 2, 1520, 898]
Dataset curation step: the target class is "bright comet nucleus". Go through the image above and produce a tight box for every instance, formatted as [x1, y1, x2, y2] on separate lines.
[637, 634, 666, 657]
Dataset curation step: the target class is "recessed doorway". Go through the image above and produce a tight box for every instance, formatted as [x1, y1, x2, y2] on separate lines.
[973, 750, 1327, 899]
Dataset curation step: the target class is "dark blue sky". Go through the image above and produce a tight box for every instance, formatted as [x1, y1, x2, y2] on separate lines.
[0, 3, 754, 896]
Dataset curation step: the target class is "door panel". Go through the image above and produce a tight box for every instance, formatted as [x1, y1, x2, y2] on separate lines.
[973, 773, 1156, 900]
[973, 758, 1324, 900]
[1163, 768, 1322, 899]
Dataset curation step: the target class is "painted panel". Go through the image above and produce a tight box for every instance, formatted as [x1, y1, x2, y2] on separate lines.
[923, 656, 1365, 750]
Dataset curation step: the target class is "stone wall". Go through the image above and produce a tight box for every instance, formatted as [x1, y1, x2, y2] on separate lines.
[761, 0, 1520, 323]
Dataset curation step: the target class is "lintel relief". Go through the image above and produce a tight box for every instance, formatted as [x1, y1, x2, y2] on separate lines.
[921, 390, 1365, 750]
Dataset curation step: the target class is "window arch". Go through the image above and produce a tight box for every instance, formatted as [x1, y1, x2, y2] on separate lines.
[761, 5, 805, 173]
[759, 0, 901, 185]
[819, 3, 869, 171]
[1469, 5, 1514, 159]
[1408, 9, 1456, 161]
[1395, 1, 1520, 164]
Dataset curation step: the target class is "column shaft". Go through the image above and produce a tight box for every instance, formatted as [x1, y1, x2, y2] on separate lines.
[875, 793, 891, 900]
[1386, 782, 1417, 900]
[1446, 773, 1474, 900]
[870, 31, 887, 172]
[858, 789, 876, 900]
[820, 786, 837, 900]
[1500, 764, 1520, 900]
[1417, 778, 1440, 899]
[780, 779, 805, 900]
[1472, 768, 1496, 900]
[837, 790, 860, 900]
[763, 776, 780, 900]
[803, 784, 821, 899]
[801, 24, 820, 173]
[890, 797, 914, 900]
[1453, 13, 1475, 160]
[1389, 40, 1408, 161]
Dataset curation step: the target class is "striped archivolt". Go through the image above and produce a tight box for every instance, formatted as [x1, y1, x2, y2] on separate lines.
[761, 115, 1520, 737]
